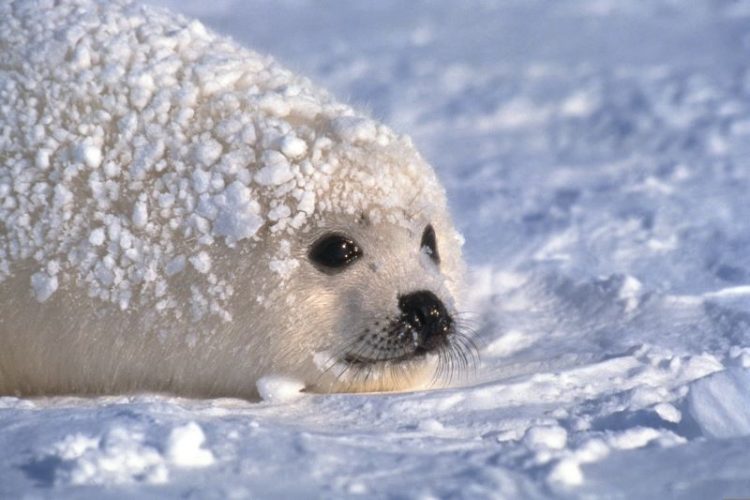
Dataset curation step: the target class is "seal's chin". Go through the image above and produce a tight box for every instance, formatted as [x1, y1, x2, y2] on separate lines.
[311, 352, 439, 394]
[341, 341, 445, 367]
[307, 314, 470, 394]
[343, 348, 427, 365]
[340, 315, 454, 368]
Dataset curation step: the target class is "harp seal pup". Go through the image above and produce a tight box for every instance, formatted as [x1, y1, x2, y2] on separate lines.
[0, 0, 469, 399]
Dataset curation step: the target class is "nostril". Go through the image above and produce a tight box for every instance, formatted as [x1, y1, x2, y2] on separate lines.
[406, 308, 425, 330]
[398, 290, 452, 347]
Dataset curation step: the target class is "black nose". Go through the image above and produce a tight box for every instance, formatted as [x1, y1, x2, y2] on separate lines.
[398, 290, 453, 350]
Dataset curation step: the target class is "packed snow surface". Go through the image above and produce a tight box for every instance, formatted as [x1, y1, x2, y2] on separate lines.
[2, 0, 750, 498]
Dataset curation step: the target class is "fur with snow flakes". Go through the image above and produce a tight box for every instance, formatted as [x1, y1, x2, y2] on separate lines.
[0, 0, 463, 398]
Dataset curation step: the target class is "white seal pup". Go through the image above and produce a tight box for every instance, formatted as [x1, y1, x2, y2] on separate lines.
[0, 0, 470, 398]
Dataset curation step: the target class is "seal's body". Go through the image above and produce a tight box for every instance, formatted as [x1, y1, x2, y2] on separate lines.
[0, 0, 465, 398]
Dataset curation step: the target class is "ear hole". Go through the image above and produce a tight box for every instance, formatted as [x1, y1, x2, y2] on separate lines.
[420, 224, 440, 264]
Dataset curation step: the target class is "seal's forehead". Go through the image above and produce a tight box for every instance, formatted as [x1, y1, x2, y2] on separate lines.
[308, 208, 429, 238]
[268, 132, 447, 236]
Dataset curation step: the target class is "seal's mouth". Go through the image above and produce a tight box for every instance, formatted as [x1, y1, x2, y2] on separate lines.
[342, 345, 433, 366]
[340, 316, 453, 367]
[312, 316, 475, 393]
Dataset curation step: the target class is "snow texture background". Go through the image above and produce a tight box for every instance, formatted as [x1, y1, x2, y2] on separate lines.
[2, 0, 750, 497]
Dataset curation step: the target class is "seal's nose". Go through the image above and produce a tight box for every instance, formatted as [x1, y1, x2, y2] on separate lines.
[398, 290, 452, 350]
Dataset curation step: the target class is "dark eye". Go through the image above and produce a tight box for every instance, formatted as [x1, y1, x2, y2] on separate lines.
[309, 233, 363, 272]
[421, 224, 440, 264]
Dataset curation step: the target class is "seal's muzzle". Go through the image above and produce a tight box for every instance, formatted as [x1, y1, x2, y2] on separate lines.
[398, 290, 453, 352]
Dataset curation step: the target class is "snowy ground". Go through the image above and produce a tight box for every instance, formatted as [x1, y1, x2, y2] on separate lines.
[3, 0, 750, 498]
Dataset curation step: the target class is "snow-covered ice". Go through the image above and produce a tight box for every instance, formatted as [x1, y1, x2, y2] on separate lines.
[2, 0, 750, 498]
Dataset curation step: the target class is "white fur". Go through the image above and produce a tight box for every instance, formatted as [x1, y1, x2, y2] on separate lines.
[0, 0, 464, 398]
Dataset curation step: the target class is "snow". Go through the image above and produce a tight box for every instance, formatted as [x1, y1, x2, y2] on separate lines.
[30, 271, 58, 302]
[2, 0, 750, 498]
[280, 135, 308, 160]
[75, 142, 103, 169]
[523, 425, 568, 451]
[165, 423, 215, 468]
[687, 368, 750, 438]
[49, 427, 169, 485]
[256, 375, 306, 403]
[88, 228, 106, 247]
[189, 251, 212, 274]
[254, 151, 295, 186]
[209, 180, 264, 243]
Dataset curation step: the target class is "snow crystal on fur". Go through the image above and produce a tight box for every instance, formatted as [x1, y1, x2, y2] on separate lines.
[0, 0, 447, 318]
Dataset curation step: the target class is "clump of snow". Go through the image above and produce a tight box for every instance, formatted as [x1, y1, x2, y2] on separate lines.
[208, 181, 264, 244]
[88, 228, 106, 247]
[548, 439, 610, 488]
[607, 427, 662, 450]
[43, 422, 215, 487]
[189, 252, 212, 274]
[49, 427, 168, 485]
[31, 272, 58, 303]
[132, 200, 149, 229]
[547, 457, 585, 487]
[268, 239, 300, 278]
[166, 422, 215, 467]
[523, 424, 567, 451]
[416, 418, 445, 433]
[75, 141, 103, 169]
[254, 151, 295, 186]
[653, 402, 681, 423]
[193, 139, 223, 167]
[280, 135, 308, 159]
[256, 375, 306, 402]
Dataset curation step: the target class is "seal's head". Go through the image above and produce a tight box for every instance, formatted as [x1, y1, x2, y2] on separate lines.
[242, 137, 470, 394]
[298, 214, 468, 393]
